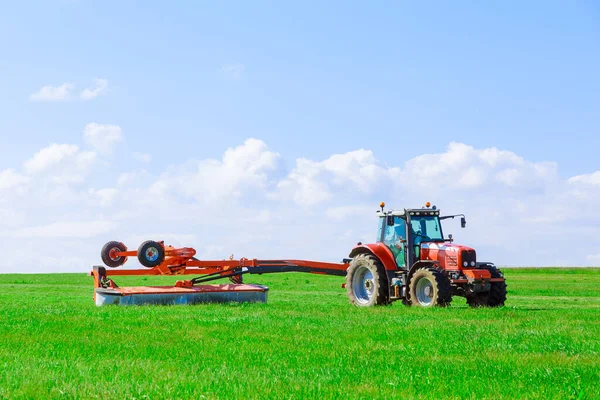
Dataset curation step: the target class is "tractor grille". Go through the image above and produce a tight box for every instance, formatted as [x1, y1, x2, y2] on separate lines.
[461, 249, 476, 267]
[446, 256, 458, 267]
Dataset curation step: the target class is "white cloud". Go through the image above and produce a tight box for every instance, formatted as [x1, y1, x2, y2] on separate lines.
[133, 152, 152, 163]
[276, 149, 397, 206]
[88, 188, 118, 206]
[150, 138, 279, 204]
[3, 137, 600, 272]
[23, 143, 96, 184]
[326, 205, 375, 221]
[84, 123, 123, 154]
[397, 142, 557, 190]
[276, 158, 333, 205]
[11, 220, 117, 239]
[0, 208, 26, 227]
[116, 170, 151, 186]
[569, 171, 600, 185]
[0, 169, 30, 191]
[80, 78, 109, 100]
[29, 83, 74, 102]
[29, 79, 110, 103]
[24, 144, 80, 173]
[125, 233, 200, 250]
[221, 64, 245, 79]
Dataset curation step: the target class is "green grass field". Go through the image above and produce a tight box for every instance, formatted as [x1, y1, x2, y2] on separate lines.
[1, 268, 599, 399]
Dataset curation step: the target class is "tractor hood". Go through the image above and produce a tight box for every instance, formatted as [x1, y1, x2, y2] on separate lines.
[420, 242, 476, 270]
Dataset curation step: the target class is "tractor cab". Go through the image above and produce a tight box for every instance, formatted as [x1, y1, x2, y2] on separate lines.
[376, 202, 468, 270]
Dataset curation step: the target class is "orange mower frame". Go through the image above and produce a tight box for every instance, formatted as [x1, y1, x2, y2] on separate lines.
[91, 240, 349, 301]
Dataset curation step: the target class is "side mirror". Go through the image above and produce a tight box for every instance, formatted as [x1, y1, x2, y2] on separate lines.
[448, 233, 453, 242]
[461, 217, 466, 228]
[387, 215, 394, 226]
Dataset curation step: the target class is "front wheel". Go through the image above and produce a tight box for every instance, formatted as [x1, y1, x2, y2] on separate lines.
[467, 265, 507, 307]
[408, 266, 452, 307]
[346, 254, 389, 306]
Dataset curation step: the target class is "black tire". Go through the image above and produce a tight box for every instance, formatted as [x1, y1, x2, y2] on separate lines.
[466, 265, 507, 308]
[408, 266, 452, 307]
[137, 240, 165, 268]
[101, 241, 128, 268]
[346, 254, 389, 306]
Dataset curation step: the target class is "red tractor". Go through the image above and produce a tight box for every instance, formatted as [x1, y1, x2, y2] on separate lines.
[345, 202, 506, 307]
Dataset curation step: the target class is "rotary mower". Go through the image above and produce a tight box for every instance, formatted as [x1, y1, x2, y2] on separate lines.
[91, 202, 507, 307]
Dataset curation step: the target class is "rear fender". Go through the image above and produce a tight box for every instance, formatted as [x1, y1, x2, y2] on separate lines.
[349, 243, 398, 271]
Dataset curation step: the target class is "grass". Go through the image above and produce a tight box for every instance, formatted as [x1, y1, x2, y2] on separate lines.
[0, 268, 599, 399]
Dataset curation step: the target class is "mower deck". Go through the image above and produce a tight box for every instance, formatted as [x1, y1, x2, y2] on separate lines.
[94, 283, 269, 306]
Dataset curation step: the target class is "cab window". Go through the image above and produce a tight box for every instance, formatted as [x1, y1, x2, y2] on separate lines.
[383, 216, 406, 267]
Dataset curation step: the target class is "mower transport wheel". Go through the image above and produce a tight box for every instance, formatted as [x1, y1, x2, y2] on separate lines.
[346, 254, 389, 306]
[101, 241, 128, 268]
[466, 265, 507, 308]
[408, 266, 452, 307]
[137, 240, 165, 268]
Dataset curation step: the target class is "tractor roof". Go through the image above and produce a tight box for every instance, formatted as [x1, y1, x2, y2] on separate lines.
[376, 207, 441, 218]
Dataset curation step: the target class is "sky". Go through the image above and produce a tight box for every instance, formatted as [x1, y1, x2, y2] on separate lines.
[0, 1, 599, 273]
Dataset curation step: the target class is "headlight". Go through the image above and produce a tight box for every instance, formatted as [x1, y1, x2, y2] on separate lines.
[471, 261, 476, 267]
[463, 261, 468, 267]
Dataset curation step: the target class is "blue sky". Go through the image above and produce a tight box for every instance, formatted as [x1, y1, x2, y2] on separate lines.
[0, 1, 599, 272]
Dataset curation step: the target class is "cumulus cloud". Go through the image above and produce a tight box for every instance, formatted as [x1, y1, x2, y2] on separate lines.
[276, 149, 397, 206]
[29, 83, 74, 102]
[2, 137, 600, 272]
[29, 79, 110, 103]
[24, 144, 80, 173]
[326, 205, 375, 222]
[11, 220, 117, 239]
[23, 143, 96, 184]
[117, 171, 141, 186]
[150, 138, 279, 204]
[88, 188, 118, 206]
[569, 171, 600, 185]
[275, 142, 559, 208]
[84, 123, 123, 154]
[80, 78, 109, 100]
[0, 169, 30, 191]
[397, 142, 558, 190]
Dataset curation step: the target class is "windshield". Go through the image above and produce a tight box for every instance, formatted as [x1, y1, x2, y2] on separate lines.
[410, 216, 444, 242]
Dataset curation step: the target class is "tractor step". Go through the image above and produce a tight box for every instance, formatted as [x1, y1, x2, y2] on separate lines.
[94, 284, 269, 306]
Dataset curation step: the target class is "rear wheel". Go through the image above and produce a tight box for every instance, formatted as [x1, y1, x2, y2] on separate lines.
[408, 266, 452, 307]
[346, 254, 389, 306]
[467, 265, 507, 307]
[137, 240, 165, 268]
[101, 241, 127, 268]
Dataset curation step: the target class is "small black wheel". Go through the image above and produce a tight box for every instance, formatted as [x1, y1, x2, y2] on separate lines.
[137, 240, 165, 268]
[101, 241, 128, 268]
[408, 266, 452, 307]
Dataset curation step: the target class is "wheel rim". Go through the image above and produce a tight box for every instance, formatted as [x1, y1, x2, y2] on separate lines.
[145, 247, 159, 262]
[109, 247, 121, 261]
[352, 265, 375, 304]
[415, 277, 434, 306]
